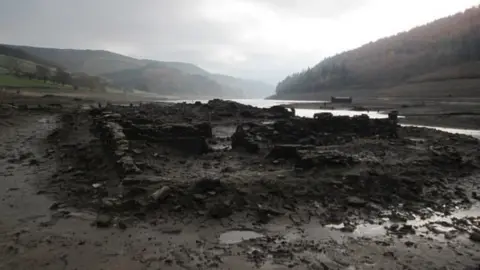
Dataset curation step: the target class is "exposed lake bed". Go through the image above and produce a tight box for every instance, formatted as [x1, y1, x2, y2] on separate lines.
[1, 94, 480, 269]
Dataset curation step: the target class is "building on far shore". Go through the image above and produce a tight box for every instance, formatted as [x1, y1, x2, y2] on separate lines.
[331, 96, 352, 104]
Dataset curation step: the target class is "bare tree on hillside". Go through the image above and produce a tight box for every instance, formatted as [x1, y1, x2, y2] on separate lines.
[54, 69, 72, 86]
[35, 65, 49, 83]
[6, 57, 21, 76]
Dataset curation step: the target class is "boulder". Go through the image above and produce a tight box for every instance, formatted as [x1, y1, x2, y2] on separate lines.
[122, 175, 169, 186]
[295, 149, 356, 170]
[470, 232, 480, 242]
[347, 196, 368, 207]
[117, 156, 141, 175]
[193, 178, 224, 193]
[231, 124, 260, 153]
[208, 202, 232, 219]
[267, 106, 294, 118]
[266, 144, 314, 160]
[150, 186, 171, 201]
[95, 214, 113, 228]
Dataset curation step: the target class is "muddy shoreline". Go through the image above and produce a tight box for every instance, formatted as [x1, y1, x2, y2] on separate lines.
[1, 93, 480, 269]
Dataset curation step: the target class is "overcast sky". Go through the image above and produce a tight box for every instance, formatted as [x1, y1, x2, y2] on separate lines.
[1, 0, 478, 84]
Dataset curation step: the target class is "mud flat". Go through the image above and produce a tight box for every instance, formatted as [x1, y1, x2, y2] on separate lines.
[1, 97, 480, 269]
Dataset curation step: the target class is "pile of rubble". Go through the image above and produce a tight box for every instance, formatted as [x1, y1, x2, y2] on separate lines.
[231, 113, 398, 153]
[103, 99, 295, 124]
[91, 111, 141, 176]
[44, 100, 480, 227]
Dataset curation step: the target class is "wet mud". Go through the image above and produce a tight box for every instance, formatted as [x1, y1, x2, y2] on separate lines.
[1, 98, 480, 269]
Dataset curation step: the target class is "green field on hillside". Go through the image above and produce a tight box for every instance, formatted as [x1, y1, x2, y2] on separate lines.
[0, 74, 57, 88]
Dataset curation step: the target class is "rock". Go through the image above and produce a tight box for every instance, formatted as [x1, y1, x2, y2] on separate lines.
[208, 202, 232, 219]
[117, 155, 141, 174]
[398, 225, 416, 235]
[95, 214, 112, 228]
[389, 224, 400, 231]
[469, 232, 480, 242]
[221, 166, 235, 173]
[428, 224, 456, 235]
[92, 183, 103, 188]
[132, 149, 143, 155]
[101, 197, 119, 209]
[295, 149, 356, 170]
[266, 144, 310, 160]
[161, 227, 183, 234]
[122, 175, 168, 186]
[383, 251, 395, 258]
[49, 202, 62, 210]
[193, 194, 207, 200]
[29, 158, 39, 165]
[193, 178, 223, 193]
[231, 124, 260, 153]
[267, 105, 294, 118]
[347, 196, 367, 207]
[150, 186, 171, 202]
[405, 241, 415, 247]
[445, 230, 458, 240]
[341, 224, 357, 233]
[117, 221, 127, 230]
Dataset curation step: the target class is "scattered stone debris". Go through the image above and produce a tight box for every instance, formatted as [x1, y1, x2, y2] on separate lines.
[41, 99, 480, 228]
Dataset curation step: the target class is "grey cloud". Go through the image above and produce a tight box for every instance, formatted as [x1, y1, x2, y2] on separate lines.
[1, 0, 468, 84]
[0, 0, 371, 84]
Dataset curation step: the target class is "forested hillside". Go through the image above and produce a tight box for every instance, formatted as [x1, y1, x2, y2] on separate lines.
[275, 6, 480, 97]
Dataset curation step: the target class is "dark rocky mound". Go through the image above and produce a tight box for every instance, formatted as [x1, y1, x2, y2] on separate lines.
[231, 113, 397, 153]
[44, 101, 480, 226]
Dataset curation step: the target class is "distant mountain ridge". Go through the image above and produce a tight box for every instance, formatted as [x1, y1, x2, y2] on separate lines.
[8, 45, 273, 98]
[273, 6, 480, 99]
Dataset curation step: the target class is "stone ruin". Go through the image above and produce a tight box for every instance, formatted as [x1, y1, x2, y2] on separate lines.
[231, 113, 397, 153]
[90, 108, 214, 179]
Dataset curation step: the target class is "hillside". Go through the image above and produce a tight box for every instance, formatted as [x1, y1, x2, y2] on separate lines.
[0, 45, 60, 69]
[12, 46, 143, 76]
[274, 6, 480, 99]
[0, 46, 111, 91]
[11, 45, 273, 98]
[102, 63, 238, 98]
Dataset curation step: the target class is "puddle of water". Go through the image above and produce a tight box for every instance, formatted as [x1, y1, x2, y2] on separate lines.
[212, 126, 236, 138]
[283, 205, 480, 243]
[219, 230, 265, 244]
[353, 204, 480, 238]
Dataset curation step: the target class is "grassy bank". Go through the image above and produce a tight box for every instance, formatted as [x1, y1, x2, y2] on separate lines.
[0, 74, 58, 88]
